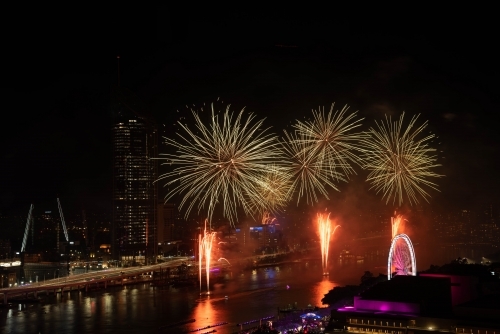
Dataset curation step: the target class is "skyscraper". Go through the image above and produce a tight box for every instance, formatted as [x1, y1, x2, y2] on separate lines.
[111, 85, 158, 263]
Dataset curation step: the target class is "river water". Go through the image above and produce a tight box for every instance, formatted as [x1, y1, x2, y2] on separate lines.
[0, 260, 371, 334]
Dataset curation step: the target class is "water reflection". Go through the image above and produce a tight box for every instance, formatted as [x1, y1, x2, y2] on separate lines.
[193, 296, 223, 330]
[311, 276, 339, 306]
[1, 260, 355, 333]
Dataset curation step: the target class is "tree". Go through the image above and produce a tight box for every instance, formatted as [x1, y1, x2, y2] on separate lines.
[360, 271, 374, 284]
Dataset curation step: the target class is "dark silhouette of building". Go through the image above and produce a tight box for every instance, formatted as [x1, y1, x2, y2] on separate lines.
[328, 274, 500, 334]
[111, 84, 158, 263]
[157, 202, 177, 244]
[0, 240, 11, 259]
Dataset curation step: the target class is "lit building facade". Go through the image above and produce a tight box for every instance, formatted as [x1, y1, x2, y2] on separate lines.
[111, 86, 158, 262]
[329, 275, 500, 334]
[249, 223, 283, 253]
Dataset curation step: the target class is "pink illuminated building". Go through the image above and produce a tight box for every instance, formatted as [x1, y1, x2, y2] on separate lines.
[328, 274, 499, 334]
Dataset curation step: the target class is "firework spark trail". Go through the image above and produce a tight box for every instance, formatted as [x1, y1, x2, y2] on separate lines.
[248, 164, 292, 217]
[281, 130, 342, 205]
[391, 214, 405, 238]
[199, 219, 216, 293]
[318, 213, 331, 275]
[157, 103, 282, 225]
[317, 213, 340, 275]
[261, 211, 277, 225]
[362, 112, 443, 206]
[294, 103, 366, 181]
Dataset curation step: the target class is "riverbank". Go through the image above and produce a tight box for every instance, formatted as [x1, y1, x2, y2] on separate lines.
[1, 261, 345, 333]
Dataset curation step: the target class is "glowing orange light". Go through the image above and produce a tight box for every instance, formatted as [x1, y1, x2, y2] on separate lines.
[391, 213, 406, 238]
[317, 212, 340, 275]
[199, 219, 216, 293]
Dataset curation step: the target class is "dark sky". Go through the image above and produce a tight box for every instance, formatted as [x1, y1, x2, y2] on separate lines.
[2, 5, 499, 217]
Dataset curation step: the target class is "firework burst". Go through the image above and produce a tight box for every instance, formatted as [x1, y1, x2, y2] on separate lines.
[248, 164, 292, 216]
[157, 103, 282, 225]
[282, 103, 366, 205]
[281, 130, 342, 205]
[362, 112, 443, 206]
[294, 103, 366, 180]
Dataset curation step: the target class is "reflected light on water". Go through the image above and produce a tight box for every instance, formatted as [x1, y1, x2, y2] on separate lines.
[1, 260, 359, 333]
[66, 299, 75, 318]
[251, 269, 257, 282]
[131, 288, 138, 314]
[103, 293, 112, 316]
[191, 297, 223, 330]
[311, 276, 339, 306]
[264, 268, 275, 279]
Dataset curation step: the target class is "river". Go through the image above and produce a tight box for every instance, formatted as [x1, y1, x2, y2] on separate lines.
[0, 259, 374, 334]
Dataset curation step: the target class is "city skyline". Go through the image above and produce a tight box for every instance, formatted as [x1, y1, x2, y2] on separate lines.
[1, 6, 499, 334]
[2, 6, 499, 220]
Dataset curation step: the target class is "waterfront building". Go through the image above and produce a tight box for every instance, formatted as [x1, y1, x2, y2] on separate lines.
[249, 223, 283, 253]
[328, 274, 500, 334]
[111, 85, 158, 263]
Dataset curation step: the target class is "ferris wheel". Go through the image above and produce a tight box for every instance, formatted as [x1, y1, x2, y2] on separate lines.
[387, 233, 417, 280]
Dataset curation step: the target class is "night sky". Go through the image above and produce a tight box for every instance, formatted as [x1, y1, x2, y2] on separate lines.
[2, 5, 499, 219]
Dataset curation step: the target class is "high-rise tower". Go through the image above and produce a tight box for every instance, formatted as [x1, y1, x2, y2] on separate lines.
[111, 84, 158, 263]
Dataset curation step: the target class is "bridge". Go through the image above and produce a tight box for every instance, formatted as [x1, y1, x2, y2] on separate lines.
[0, 257, 195, 304]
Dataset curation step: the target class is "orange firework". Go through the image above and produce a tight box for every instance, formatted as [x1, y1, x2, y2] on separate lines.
[199, 219, 217, 293]
[317, 213, 340, 275]
[391, 213, 406, 238]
